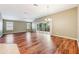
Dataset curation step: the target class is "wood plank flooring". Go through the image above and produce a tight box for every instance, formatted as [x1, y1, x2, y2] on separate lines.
[0, 32, 78, 54]
[52, 36, 78, 54]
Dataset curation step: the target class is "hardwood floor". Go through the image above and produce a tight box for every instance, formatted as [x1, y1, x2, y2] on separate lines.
[52, 36, 78, 54]
[0, 32, 78, 54]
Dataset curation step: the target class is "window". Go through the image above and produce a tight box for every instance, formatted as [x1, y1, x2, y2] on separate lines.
[26, 23, 32, 30]
[6, 22, 13, 30]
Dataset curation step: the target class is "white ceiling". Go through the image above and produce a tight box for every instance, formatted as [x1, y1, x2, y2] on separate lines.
[0, 4, 78, 22]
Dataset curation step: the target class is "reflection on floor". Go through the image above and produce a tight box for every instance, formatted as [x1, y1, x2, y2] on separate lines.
[0, 32, 78, 54]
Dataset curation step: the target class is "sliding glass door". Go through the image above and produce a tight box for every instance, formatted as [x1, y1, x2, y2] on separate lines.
[37, 22, 50, 32]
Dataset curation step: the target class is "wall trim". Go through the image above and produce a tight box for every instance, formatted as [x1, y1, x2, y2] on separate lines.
[36, 31, 50, 34]
[3, 31, 27, 34]
[51, 34, 77, 40]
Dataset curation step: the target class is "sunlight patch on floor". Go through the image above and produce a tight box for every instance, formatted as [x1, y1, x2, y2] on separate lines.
[0, 44, 19, 54]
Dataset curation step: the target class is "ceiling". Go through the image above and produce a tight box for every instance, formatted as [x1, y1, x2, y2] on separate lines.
[0, 4, 78, 22]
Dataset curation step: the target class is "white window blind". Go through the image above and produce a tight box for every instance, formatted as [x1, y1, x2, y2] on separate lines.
[6, 22, 13, 30]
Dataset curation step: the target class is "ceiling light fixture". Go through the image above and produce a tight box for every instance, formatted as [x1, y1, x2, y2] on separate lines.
[24, 12, 27, 14]
[33, 4, 38, 7]
[23, 18, 27, 19]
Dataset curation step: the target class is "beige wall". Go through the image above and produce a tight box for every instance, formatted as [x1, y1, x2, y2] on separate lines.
[3, 20, 27, 34]
[35, 7, 77, 39]
[52, 7, 77, 39]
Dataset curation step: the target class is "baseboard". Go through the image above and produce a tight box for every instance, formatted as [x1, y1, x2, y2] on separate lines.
[51, 35, 77, 40]
[36, 31, 50, 34]
[3, 31, 27, 35]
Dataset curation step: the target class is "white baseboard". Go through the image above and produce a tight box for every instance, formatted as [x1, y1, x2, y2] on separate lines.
[52, 34, 77, 40]
[3, 31, 26, 34]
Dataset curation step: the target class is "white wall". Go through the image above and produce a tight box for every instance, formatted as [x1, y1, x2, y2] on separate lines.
[77, 6, 79, 46]
[0, 13, 3, 37]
